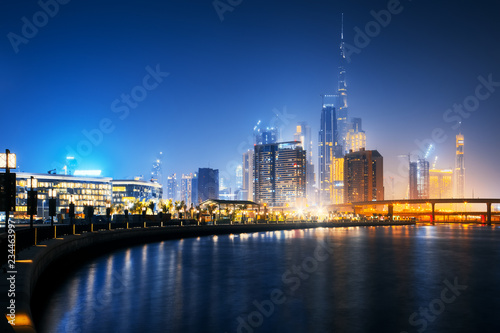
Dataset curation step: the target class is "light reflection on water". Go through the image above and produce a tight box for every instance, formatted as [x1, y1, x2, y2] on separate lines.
[36, 225, 500, 333]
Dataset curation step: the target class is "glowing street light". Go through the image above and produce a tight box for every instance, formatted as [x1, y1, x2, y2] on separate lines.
[48, 189, 57, 226]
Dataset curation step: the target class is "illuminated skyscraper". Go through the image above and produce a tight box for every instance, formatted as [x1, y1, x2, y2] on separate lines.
[242, 150, 254, 201]
[409, 159, 430, 199]
[295, 122, 316, 204]
[318, 95, 340, 206]
[330, 157, 344, 204]
[166, 174, 178, 201]
[337, 13, 349, 154]
[254, 142, 306, 207]
[454, 134, 465, 198]
[344, 148, 384, 203]
[429, 169, 453, 199]
[150, 152, 163, 184]
[180, 173, 195, 206]
[254, 126, 279, 145]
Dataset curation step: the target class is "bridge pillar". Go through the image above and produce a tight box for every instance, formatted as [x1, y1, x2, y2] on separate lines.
[431, 203, 435, 224]
[388, 204, 394, 221]
[487, 202, 492, 225]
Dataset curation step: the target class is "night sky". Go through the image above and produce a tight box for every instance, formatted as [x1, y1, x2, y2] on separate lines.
[1, 0, 499, 198]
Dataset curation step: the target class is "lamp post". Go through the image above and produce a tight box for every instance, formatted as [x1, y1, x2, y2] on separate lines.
[106, 202, 111, 223]
[27, 176, 38, 228]
[48, 189, 57, 226]
[69, 195, 75, 226]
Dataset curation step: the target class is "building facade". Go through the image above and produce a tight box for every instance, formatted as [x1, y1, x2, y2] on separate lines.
[454, 134, 465, 198]
[242, 150, 254, 201]
[197, 168, 219, 203]
[180, 173, 196, 206]
[112, 179, 163, 206]
[295, 122, 316, 205]
[344, 149, 384, 203]
[429, 169, 453, 199]
[166, 174, 178, 201]
[14, 173, 112, 219]
[254, 141, 306, 207]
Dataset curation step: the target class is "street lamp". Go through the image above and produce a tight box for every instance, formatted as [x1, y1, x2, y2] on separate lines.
[69, 194, 75, 226]
[48, 189, 57, 226]
[106, 202, 111, 222]
[27, 176, 38, 228]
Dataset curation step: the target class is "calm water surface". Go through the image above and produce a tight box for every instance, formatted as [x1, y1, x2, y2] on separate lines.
[36, 225, 500, 333]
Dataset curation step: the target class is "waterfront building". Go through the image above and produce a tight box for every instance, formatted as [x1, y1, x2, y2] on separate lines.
[344, 148, 384, 203]
[254, 141, 306, 207]
[14, 172, 112, 219]
[454, 134, 465, 198]
[112, 179, 163, 206]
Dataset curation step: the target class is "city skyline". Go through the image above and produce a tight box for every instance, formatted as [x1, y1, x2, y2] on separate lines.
[1, 0, 500, 199]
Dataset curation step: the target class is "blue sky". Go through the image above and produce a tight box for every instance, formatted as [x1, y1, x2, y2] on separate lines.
[1, 0, 499, 198]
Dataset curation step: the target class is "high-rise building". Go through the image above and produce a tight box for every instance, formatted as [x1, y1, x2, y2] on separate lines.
[112, 179, 163, 206]
[330, 156, 344, 204]
[344, 148, 384, 203]
[417, 159, 430, 199]
[180, 173, 196, 206]
[429, 169, 453, 199]
[337, 14, 349, 154]
[454, 134, 465, 198]
[150, 152, 163, 184]
[242, 150, 254, 201]
[409, 159, 430, 199]
[166, 174, 177, 201]
[197, 168, 219, 203]
[345, 129, 366, 153]
[254, 126, 279, 145]
[318, 94, 340, 206]
[294, 122, 316, 205]
[254, 141, 306, 207]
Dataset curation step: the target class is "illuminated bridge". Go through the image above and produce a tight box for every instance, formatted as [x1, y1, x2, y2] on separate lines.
[330, 198, 500, 224]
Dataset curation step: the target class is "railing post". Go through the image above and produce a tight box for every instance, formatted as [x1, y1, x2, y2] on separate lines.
[91, 224, 94, 232]
[54, 225, 57, 239]
[34, 228, 37, 246]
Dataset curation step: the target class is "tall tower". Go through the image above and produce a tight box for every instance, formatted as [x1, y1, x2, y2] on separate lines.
[295, 122, 315, 205]
[150, 152, 163, 184]
[454, 134, 465, 198]
[318, 94, 337, 206]
[337, 13, 349, 154]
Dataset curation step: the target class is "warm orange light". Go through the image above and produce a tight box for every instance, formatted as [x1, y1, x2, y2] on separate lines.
[5, 313, 33, 326]
[15, 260, 33, 263]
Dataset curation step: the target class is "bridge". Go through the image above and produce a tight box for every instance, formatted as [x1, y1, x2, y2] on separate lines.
[330, 198, 500, 224]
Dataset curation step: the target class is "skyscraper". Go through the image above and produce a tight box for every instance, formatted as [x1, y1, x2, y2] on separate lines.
[254, 126, 279, 145]
[150, 152, 163, 184]
[254, 142, 306, 207]
[429, 169, 453, 199]
[318, 94, 339, 206]
[409, 159, 430, 199]
[294, 122, 316, 205]
[166, 174, 177, 201]
[344, 148, 384, 203]
[454, 134, 465, 198]
[242, 150, 254, 201]
[197, 168, 219, 203]
[337, 13, 349, 154]
[180, 173, 195, 206]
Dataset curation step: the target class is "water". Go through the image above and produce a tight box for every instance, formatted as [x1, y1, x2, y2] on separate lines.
[35, 225, 500, 333]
